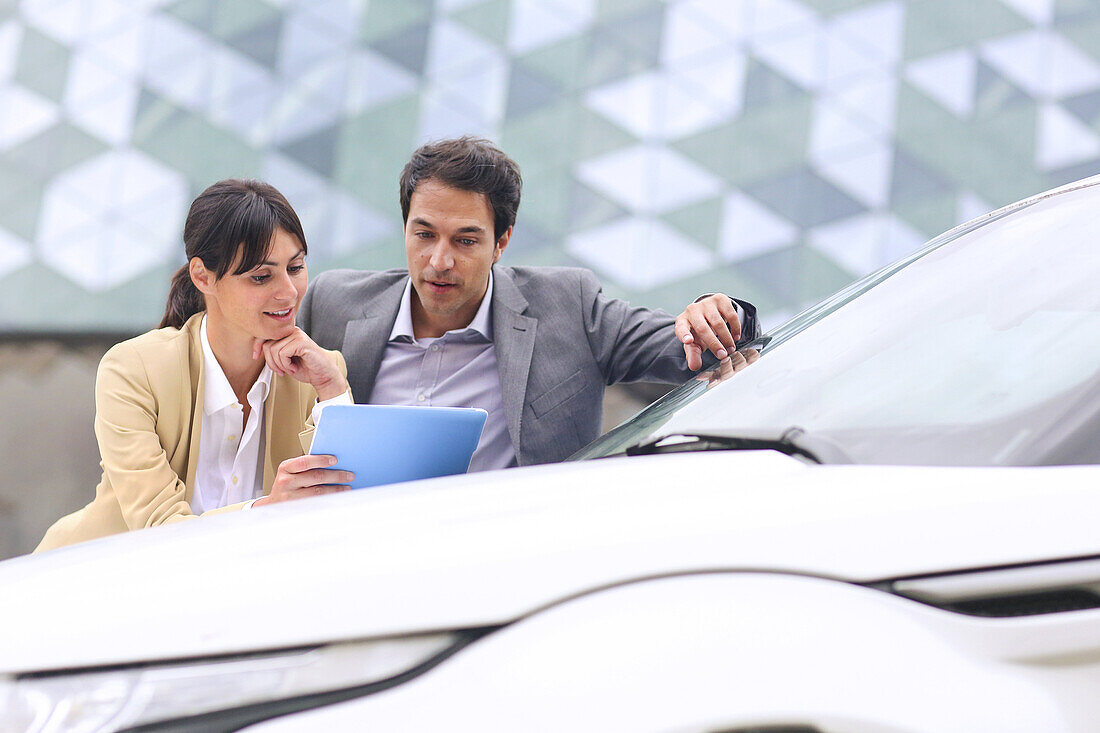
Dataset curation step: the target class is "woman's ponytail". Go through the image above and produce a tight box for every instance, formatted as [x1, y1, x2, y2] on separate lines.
[159, 264, 204, 329]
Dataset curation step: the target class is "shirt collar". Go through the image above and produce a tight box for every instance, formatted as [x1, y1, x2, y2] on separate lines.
[389, 272, 494, 342]
[200, 315, 273, 415]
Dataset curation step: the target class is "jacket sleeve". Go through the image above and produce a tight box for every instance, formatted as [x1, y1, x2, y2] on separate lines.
[297, 348, 350, 454]
[93, 343, 207, 529]
[580, 270, 762, 386]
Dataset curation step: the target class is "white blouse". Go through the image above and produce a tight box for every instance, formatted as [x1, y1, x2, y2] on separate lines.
[191, 316, 349, 513]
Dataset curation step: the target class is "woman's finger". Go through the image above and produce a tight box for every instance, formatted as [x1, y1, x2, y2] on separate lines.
[310, 484, 351, 496]
[293, 468, 355, 488]
[251, 337, 267, 361]
[263, 337, 296, 376]
[279, 453, 338, 475]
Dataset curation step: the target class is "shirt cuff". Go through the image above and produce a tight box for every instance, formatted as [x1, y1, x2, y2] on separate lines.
[311, 388, 353, 426]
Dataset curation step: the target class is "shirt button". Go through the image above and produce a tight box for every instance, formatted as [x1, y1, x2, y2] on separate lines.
[227, 435, 236, 442]
[430, 344, 439, 352]
[231, 475, 239, 485]
[417, 394, 426, 402]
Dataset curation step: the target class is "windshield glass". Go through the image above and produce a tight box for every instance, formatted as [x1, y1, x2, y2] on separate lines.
[574, 180, 1100, 466]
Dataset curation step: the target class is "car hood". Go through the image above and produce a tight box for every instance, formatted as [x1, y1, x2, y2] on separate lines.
[3, 451, 1099, 673]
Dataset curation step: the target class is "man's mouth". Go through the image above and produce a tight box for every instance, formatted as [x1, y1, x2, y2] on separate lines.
[426, 280, 457, 293]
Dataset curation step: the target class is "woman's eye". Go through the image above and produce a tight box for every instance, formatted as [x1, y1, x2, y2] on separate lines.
[288, 264, 305, 274]
[251, 274, 270, 283]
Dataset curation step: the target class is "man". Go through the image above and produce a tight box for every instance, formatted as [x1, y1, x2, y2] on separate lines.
[299, 137, 759, 469]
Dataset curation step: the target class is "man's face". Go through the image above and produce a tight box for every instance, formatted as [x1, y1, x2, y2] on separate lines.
[404, 179, 510, 337]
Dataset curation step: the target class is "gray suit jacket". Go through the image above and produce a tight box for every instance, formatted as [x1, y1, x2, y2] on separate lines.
[299, 265, 759, 466]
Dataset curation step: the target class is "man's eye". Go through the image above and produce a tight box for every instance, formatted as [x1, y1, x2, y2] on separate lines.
[416, 231, 434, 239]
[459, 238, 477, 246]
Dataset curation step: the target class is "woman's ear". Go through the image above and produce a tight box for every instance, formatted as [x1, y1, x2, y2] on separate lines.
[189, 257, 214, 295]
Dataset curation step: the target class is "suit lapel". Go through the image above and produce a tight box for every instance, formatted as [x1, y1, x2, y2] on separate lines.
[342, 276, 406, 401]
[491, 268, 536, 457]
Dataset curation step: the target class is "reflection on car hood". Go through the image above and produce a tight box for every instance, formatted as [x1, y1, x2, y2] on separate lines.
[3, 452, 1099, 673]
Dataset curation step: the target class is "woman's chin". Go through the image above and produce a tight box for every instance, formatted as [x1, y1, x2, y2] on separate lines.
[255, 320, 295, 341]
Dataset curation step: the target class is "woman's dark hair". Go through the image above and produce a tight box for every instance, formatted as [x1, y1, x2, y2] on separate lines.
[399, 136, 522, 242]
[160, 179, 307, 329]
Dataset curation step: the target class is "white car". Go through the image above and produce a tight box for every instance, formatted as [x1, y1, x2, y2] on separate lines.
[3, 177, 1100, 733]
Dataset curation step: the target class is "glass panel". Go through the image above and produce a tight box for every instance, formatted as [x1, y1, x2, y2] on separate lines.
[576, 182, 1100, 466]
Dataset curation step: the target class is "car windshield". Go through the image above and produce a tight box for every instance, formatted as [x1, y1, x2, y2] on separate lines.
[574, 179, 1100, 467]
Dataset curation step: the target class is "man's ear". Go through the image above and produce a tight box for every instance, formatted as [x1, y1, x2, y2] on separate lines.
[189, 257, 215, 295]
[492, 226, 512, 264]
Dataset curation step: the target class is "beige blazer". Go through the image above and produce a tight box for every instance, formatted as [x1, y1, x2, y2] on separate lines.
[36, 313, 347, 552]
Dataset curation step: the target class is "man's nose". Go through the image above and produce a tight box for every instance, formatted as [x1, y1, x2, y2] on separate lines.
[428, 243, 454, 271]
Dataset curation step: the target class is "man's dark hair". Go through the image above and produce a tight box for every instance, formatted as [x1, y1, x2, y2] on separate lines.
[400, 136, 523, 242]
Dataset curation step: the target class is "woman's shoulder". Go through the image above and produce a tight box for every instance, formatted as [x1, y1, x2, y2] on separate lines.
[101, 314, 201, 375]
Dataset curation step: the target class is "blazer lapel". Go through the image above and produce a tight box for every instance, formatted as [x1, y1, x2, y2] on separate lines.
[183, 316, 205, 500]
[261, 376, 280, 495]
[491, 267, 537, 457]
[341, 276, 406, 401]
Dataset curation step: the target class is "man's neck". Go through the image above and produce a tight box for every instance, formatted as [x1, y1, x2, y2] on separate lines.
[410, 295, 480, 340]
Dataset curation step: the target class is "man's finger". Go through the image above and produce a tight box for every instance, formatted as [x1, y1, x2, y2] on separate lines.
[683, 341, 703, 371]
[712, 297, 742, 341]
[688, 311, 728, 359]
[704, 309, 736, 350]
[674, 314, 694, 344]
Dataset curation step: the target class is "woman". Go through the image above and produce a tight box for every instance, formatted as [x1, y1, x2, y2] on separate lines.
[36, 179, 354, 552]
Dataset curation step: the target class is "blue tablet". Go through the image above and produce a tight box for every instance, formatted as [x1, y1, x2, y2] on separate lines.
[310, 404, 488, 489]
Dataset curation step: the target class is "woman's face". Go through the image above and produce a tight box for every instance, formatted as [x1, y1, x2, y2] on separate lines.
[199, 228, 308, 345]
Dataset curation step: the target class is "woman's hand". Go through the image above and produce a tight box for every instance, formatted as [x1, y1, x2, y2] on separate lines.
[252, 327, 348, 401]
[253, 454, 354, 506]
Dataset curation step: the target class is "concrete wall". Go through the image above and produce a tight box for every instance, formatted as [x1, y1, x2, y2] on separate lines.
[0, 340, 656, 560]
[0, 341, 106, 559]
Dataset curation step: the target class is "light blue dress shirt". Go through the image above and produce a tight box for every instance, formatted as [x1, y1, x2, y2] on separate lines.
[368, 274, 515, 472]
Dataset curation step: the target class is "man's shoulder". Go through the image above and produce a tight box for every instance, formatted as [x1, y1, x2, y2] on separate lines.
[497, 265, 599, 292]
[311, 267, 408, 294]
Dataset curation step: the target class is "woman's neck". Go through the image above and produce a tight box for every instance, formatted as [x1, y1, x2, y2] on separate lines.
[204, 316, 265, 403]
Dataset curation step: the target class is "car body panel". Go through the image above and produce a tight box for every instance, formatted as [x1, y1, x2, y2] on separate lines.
[3, 450, 1099, 674]
[250, 573, 1097, 733]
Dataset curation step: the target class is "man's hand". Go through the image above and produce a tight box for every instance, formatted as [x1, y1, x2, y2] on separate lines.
[675, 293, 743, 371]
[251, 327, 348, 401]
[253, 454, 353, 507]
